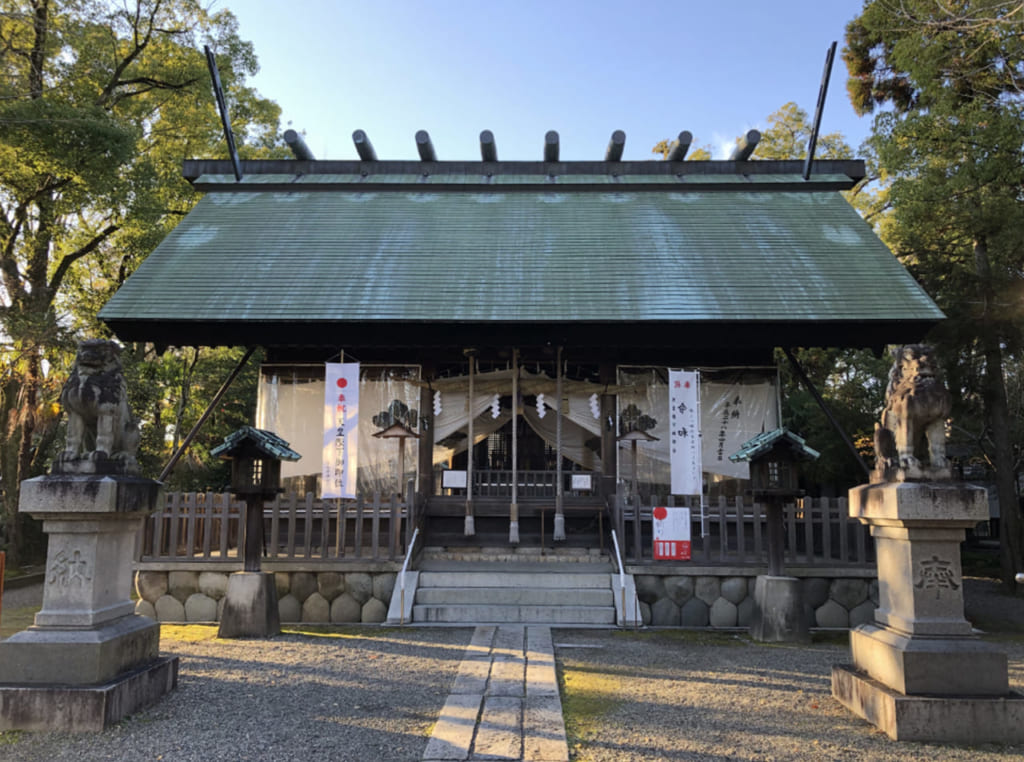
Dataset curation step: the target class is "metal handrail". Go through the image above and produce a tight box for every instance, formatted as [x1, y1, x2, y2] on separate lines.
[398, 526, 420, 625]
[610, 529, 627, 627]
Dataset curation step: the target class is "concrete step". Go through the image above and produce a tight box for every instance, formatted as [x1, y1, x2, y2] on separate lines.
[412, 603, 616, 625]
[416, 585, 614, 607]
[420, 546, 608, 564]
[418, 570, 611, 589]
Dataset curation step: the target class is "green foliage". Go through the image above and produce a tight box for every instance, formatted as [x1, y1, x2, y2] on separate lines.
[118, 345, 263, 491]
[651, 137, 712, 160]
[0, 1, 283, 562]
[846, 0, 1024, 586]
[778, 347, 889, 492]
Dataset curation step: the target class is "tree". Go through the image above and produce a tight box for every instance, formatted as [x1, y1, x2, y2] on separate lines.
[846, 0, 1024, 588]
[0, 1, 282, 565]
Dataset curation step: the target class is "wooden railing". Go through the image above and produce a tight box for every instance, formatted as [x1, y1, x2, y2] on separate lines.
[611, 493, 873, 567]
[436, 469, 602, 500]
[139, 482, 419, 564]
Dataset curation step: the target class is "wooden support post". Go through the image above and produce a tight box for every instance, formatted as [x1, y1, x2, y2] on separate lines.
[243, 495, 264, 572]
[510, 348, 520, 544]
[554, 346, 565, 541]
[765, 499, 785, 577]
[465, 352, 476, 535]
[418, 382, 434, 503]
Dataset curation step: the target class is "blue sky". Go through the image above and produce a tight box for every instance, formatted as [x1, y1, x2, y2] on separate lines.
[224, 0, 873, 161]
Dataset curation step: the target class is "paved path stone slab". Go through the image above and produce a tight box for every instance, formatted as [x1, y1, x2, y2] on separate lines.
[422, 693, 482, 761]
[423, 625, 569, 762]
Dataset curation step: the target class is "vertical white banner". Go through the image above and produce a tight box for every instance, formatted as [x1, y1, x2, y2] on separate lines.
[323, 363, 359, 498]
[669, 370, 701, 495]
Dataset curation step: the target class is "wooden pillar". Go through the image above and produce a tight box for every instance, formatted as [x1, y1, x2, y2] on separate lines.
[599, 362, 618, 499]
[554, 346, 565, 541]
[243, 495, 263, 572]
[765, 499, 785, 577]
[417, 383, 434, 502]
[465, 353, 476, 536]
[509, 349, 520, 544]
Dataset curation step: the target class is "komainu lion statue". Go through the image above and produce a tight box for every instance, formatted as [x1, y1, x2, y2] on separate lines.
[873, 344, 952, 482]
[55, 339, 140, 476]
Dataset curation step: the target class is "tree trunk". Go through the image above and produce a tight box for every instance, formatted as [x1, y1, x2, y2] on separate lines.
[974, 237, 1023, 590]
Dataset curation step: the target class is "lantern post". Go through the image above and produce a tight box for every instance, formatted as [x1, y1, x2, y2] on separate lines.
[731, 428, 819, 643]
[212, 427, 300, 638]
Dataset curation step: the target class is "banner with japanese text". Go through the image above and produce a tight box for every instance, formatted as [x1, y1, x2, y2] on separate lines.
[322, 363, 359, 498]
[669, 370, 701, 495]
[701, 380, 777, 479]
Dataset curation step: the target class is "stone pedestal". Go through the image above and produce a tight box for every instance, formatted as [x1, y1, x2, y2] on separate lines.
[218, 572, 280, 638]
[0, 475, 179, 731]
[832, 480, 1024, 743]
[749, 575, 809, 643]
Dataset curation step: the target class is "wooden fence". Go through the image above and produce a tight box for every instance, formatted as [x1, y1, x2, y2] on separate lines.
[612, 494, 873, 567]
[139, 483, 419, 563]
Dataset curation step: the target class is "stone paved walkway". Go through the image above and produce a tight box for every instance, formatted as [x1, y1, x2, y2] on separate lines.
[422, 625, 569, 762]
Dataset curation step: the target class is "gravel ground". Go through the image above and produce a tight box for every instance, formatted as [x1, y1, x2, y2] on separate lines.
[554, 577, 1024, 762]
[0, 577, 1021, 762]
[0, 625, 474, 762]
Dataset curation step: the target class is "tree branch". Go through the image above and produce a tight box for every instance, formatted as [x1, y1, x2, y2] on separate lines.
[47, 223, 119, 295]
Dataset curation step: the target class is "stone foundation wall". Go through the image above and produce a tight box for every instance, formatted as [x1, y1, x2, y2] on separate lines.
[633, 573, 879, 628]
[135, 570, 396, 625]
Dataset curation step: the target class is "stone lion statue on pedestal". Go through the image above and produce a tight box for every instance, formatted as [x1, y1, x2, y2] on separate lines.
[55, 339, 141, 476]
[873, 344, 952, 483]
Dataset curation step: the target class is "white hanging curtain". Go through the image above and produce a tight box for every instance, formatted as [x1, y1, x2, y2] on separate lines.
[521, 404, 602, 471]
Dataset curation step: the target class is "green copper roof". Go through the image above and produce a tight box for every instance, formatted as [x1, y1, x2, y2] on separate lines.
[211, 426, 301, 461]
[729, 427, 820, 463]
[99, 159, 943, 352]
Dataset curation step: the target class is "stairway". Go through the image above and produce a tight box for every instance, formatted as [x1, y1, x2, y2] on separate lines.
[410, 559, 617, 626]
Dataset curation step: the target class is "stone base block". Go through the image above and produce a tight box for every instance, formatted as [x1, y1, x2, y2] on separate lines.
[850, 624, 1008, 696]
[218, 572, 280, 638]
[0, 615, 159, 685]
[0, 655, 178, 732]
[832, 665, 1024, 743]
[749, 575, 809, 644]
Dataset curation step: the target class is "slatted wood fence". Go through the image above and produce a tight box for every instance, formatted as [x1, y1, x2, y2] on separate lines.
[613, 493, 873, 567]
[139, 483, 418, 563]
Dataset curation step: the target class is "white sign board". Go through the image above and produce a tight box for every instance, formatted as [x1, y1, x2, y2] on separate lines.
[653, 506, 691, 560]
[571, 473, 593, 491]
[442, 470, 468, 489]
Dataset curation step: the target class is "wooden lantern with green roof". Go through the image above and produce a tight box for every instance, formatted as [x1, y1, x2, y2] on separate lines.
[731, 427, 819, 643]
[212, 427, 300, 639]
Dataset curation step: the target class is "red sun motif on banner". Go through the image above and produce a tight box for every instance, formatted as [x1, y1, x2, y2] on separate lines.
[336, 378, 348, 388]
[652, 506, 668, 521]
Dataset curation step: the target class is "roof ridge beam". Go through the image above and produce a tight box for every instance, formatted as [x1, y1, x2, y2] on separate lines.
[416, 130, 437, 162]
